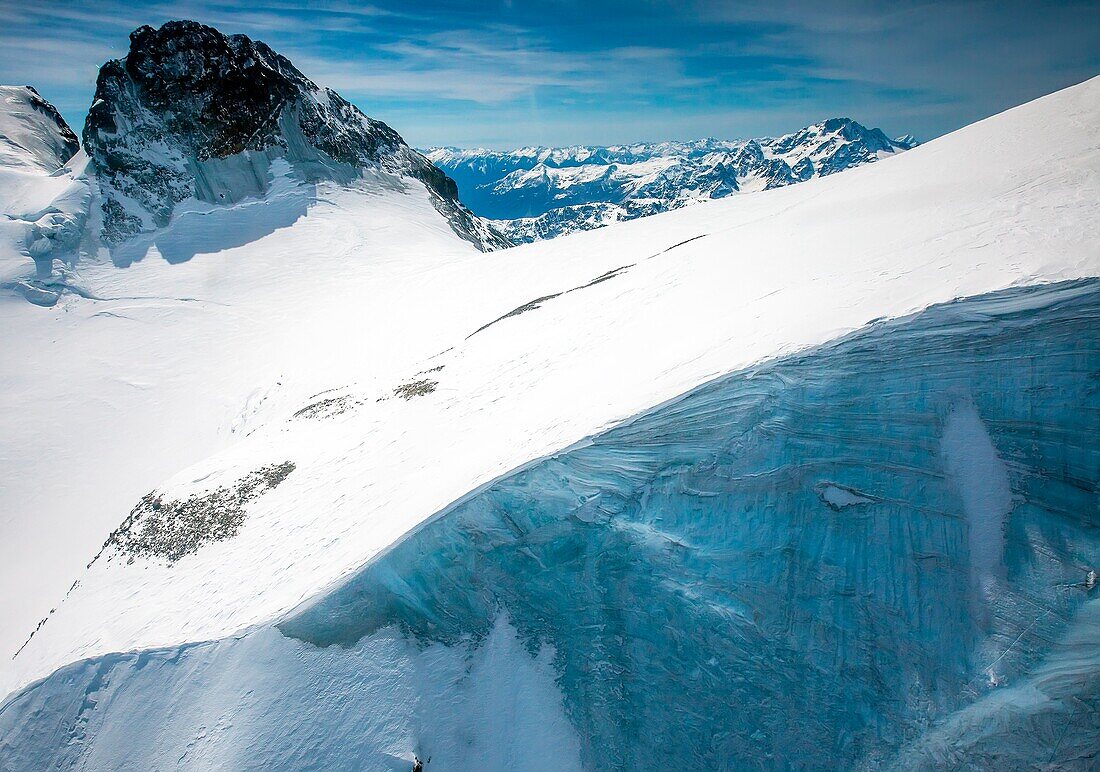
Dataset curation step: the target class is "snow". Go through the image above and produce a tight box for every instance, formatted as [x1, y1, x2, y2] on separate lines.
[816, 483, 875, 510]
[0, 72, 1098, 718]
[499, 156, 680, 194]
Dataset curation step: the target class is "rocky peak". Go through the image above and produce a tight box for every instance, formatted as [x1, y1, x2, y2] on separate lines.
[729, 140, 765, 177]
[84, 20, 507, 249]
[779, 118, 909, 159]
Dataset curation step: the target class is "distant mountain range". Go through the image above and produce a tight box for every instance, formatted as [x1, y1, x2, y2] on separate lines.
[427, 122, 918, 241]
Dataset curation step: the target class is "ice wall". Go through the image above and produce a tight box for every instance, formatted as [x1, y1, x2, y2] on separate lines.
[2, 280, 1098, 770]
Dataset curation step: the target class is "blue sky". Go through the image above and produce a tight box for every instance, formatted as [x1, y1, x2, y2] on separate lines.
[0, 0, 1097, 149]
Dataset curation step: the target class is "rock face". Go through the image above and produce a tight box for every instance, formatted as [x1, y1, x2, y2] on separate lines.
[428, 120, 917, 241]
[0, 86, 79, 171]
[84, 21, 508, 249]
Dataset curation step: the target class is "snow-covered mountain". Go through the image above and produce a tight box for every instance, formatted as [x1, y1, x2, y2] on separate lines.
[85, 21, 507, 251]
[0, 86, 79, 172]
[0, 21, 510, 307]
[0, 19, 1098, 769]
[427, 121, 917, 241]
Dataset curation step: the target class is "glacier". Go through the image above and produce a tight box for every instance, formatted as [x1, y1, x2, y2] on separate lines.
[3, 278, 1097, 770]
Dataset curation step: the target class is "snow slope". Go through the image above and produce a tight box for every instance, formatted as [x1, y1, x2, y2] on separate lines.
[0, 71, 1097, 750]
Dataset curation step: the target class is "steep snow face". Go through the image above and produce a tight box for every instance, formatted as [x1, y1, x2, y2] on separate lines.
[84, 21, 507, 250]
[0, 86, 79, 172]
[426, 119, 915, 240]
[2, 280, 1097, 770]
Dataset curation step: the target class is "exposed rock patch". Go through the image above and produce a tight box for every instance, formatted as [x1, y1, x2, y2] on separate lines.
[393, 380, 437, 400]
[103, 461, 295, 564]
[294, 395, 361, 420]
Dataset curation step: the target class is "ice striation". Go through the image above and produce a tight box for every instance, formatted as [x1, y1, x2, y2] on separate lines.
[2, 279, 1097, 770]
[84, 21, 508, 251]
[427, 120, 915, 241]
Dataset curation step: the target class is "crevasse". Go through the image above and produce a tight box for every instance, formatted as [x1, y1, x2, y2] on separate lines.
[2, 279, 1098, 770]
